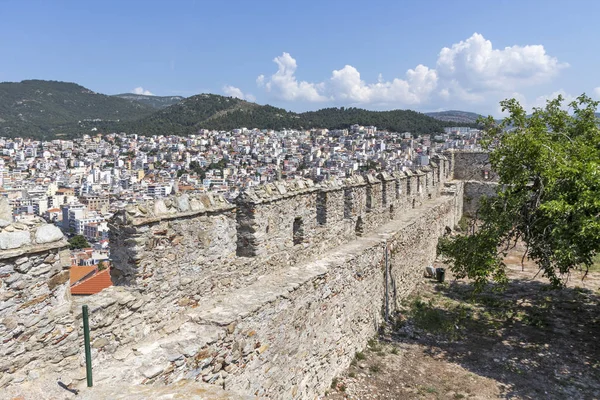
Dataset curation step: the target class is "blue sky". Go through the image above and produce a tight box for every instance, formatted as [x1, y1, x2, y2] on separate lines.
[1, 0, 599, 115]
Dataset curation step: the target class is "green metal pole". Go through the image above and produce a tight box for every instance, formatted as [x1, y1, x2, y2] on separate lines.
[384, 244, 389, 323]
[82, 305, 93, 387]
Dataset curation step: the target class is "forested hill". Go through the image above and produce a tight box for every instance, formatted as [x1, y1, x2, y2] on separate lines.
[120, 94, 471, 135]
[0, 80, 154, 139]
[116, 94, 265, 136]
[301, 108, 450, 133]
[0, 80, 479, 139]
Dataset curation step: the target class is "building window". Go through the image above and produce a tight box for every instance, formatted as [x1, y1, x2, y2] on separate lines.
[293, 217, 304, 245]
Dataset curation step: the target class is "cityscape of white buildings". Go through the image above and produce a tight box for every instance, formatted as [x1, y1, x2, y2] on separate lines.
[0, 124, 482, 263]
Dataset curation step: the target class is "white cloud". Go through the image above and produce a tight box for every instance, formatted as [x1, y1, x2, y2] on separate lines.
[593, 87, 600, 99]
[222, 85, 244, 99]
[132, 87, 154, 96]
[328, 64, 437, 105]
[260, 53, 329, 102]
[259, 53, 435, 105]
[436, 33, 568, 94]
[222, 85, 256, 102]
[438, 79, 485, 104]
[255, 33, 569, 113]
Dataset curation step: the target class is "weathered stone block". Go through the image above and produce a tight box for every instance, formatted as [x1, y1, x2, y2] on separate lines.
[47, 270, 70, 290]
[176, 194, 190, 212]
[59, 250, 72, 268]
[34, 225, 64, 244]
[154, 200, 168, 215]
[0, 198, 12, 222]
[29, 263, 52, 277]
[0, 231, 31, 250]
[15, 260, 32, 273]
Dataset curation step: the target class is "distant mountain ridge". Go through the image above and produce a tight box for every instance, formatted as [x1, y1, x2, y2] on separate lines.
[425, 110, 483, 124]
[0, 80, 480, 139]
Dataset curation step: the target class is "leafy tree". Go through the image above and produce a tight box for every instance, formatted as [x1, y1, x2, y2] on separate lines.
[97, 260, 107, 271]
[359, 160, 380, 172]
[438, 94, 600, 290]
[207, 158, 227, 171]
[187, 161, 207, 180]
[68, 235, 90, 250]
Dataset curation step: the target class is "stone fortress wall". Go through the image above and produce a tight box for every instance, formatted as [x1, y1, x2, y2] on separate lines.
[0, 221, 72, 378]
[449, 150, 499, 217]
[1, 151, 485, 399]
[107, 153, 450, 304]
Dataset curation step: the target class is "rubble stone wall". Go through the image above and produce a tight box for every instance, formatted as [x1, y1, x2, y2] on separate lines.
[450, 151, 499, 217]
[230, 185, 462, 398]
[108, 193, 238, 296]
[101, 168, 452, 351]
[0, 222, 71, 381]
[157, 181, 464, 399]
[463, 181, 500, 217]
[450, 150, 497, 182]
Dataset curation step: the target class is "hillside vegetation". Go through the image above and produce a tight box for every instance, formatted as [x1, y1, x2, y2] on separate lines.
[0, 80, 154, 139]
[122, 94, 470, 135]
[113, 93, 184, 109]
[0, 80, 479, 139]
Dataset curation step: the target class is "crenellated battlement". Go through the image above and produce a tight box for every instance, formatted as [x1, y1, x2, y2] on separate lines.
[109, 154, 451, 296]
[114, 192, 234, 226]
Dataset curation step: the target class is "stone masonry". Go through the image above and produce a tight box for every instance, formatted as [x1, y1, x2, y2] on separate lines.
[0, 219, 70, 381]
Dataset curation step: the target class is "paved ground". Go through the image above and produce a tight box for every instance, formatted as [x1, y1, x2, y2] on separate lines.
[324, 251, 600, 399]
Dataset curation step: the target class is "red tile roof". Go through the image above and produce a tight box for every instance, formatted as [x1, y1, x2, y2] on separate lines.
[71, 269, 112, 295]
[70, 266, 97, 285]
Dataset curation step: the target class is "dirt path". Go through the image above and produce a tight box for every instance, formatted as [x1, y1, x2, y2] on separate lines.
[324, 253, 600, 399]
